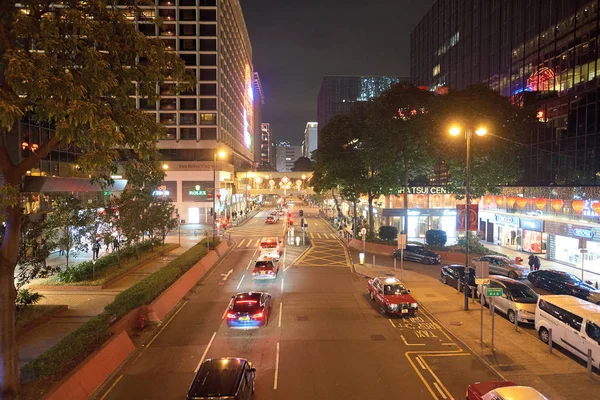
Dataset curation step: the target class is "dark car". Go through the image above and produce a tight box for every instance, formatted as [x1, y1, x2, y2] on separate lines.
[227, 292, 272, 328]
[393, 244, 441, 265]
[440, 264, 477, 295]
[187, 357, 255, 400]
[528, 270, 600, 304]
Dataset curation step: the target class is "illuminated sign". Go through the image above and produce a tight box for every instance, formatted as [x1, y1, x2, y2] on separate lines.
[397, 186, 448, 195]
[182, 181, 213, 202]
[154, 181, 177, 201]
[243, 64, 253, 151]
[495, 215, 519, 225]
[573, 228, 594, 239]
[189, 185, 207, 196]
[527, 67, 557, 92]
[520, 218, 543, 232]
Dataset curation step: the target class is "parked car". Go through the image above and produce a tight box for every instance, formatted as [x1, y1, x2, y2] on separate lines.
[535, 295, 600, 369]
[226, 292, 272, 329]
[366, 276, 418, 316]
[187, 357, 255, 399]
[440, 264, 477, 295]
[528, 270, 600, 304]
[472, 255, 530, 279]
[393, 244, 441, 265]
[478, 276, 538, 324]
[466, 381, 548, 400]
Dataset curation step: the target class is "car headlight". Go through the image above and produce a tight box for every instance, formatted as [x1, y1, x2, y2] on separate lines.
[518, 309, 533, 315]
[411, 302, 418, 308]
[388, 303, 398, 310]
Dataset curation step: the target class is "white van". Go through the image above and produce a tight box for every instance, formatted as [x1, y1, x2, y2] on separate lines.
[535, 295, 600, 368]
[259, 237, 282, 260]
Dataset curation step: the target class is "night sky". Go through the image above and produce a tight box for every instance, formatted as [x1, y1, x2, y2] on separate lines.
[241, 0, 436, 145]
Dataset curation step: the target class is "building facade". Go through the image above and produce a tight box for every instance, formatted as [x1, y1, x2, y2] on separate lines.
[275, 143, 302, 172]
[130, 0, 256, 223]
[411, 0, 600, 185]
[317, 75, 407, 136]
[257, 123, 273, 169]
[303, 122, 318, 159]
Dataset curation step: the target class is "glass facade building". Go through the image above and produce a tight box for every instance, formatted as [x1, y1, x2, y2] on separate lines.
[411, 0, 600, 185]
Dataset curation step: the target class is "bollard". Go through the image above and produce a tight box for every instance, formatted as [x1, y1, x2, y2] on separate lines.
[472, 285, 476, 303]
[514, 309, 519, 331]
[372, 255, 375, 266]
[588, 349, 593, 378]
[457, 280, 461, 292]
[548, 328, 553, 353]
[393, 257, 397, 270]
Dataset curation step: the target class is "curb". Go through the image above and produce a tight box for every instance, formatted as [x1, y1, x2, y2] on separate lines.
[17, 305, 69, 336]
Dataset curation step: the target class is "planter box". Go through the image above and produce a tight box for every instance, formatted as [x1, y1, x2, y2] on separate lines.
[44, 331, 134, 400]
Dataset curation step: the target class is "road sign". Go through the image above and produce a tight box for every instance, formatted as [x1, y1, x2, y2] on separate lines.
[397, 233, 407, 250]
[475, 260, 489, 279]
[485, 288, 503, 297]
[475, 278, 490, 285]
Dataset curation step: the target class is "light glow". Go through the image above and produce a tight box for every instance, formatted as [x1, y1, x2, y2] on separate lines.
[475, 127, 487, 136]
[449, 126, 461, 136]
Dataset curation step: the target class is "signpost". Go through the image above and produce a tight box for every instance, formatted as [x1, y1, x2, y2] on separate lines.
[485, 287, 502, 352]
[474, 260, 489, 344]
[397, 233, 407, 279]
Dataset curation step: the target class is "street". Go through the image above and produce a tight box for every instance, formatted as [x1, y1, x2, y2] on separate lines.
[95, 206, 499, 400]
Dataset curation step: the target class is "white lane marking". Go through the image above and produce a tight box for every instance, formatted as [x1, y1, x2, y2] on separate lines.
[221, 269, 233, 281]
[278, 302, 283, 328]
[415, 356, 427, 370]
[246, 259, 253, 270]
[433, 382, 448, 400]
[273, 342, 280, 390]
[236, 274, 245, 290]
[222, 299, 233, 319]
[195, 332, 217, 372]
[100, 374, 124, 400]
[280, 278, 284, 293]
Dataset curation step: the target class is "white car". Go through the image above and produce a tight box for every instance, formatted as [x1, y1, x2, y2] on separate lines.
[478, 276, 538, 324]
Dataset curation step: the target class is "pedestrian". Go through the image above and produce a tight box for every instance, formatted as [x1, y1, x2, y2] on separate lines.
[104, 235, 111, 253]
[92, 240, 100, 260]
[113, 237, 120, 252]
[534, 255, 541, 271]
[528, 253, 535, 272]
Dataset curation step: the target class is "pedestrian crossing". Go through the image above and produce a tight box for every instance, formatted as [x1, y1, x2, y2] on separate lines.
[235, 238, 262, 249]
[307, 232, 339, 240]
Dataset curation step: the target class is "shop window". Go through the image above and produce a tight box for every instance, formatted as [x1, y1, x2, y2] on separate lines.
[180, 113, 197, 125]
[200, 84, 217, 95]
[180, 98, 197, 110]
[200, 39, 217, 51]
[179, 9, 195, 21]
[200, 98, 217, 110]
[180, 127, 197, 140]
[160, 99, 176, 110]
[200, 54, 217, 66]
[200, 113, 216, 125]
[180, 39, 196, 51]
[201, 127, 217, 140]
[180, 24, 196, 36]
[199, 24, 217, 36]
[200, 68, 217, 81]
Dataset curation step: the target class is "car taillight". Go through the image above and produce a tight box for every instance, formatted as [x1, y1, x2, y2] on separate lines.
[252, 272, 257, 276]
[252, 312, 263, 319]
[267, 270, 273, 274]
[227, 313, 236, 319]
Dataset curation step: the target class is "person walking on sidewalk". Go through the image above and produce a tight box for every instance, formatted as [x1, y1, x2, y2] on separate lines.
[113, 237, 120, 253]
[528, 253, 535, 271]
[534, 255, 541, 271]
[92, 240, 101, 260]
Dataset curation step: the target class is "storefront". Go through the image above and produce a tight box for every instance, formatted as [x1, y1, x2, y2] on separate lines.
[545, 221, 600, 278]
[519, 218, 546, 254]
[494, 214, 520, 250]
[382, 208, 458, 244]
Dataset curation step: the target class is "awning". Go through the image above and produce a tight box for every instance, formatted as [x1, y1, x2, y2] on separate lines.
[22, 176, 128, 193]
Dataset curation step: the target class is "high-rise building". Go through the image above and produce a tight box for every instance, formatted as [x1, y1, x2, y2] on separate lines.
[275, 142, 302, 172]
[317, 76, 407, 137]
[411, 0, 600, 185]
[258, 123, 274, 168]
[303, 122, 318, 159]
[130, 0, 256, 223]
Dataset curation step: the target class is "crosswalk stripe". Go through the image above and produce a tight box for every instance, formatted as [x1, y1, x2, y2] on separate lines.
[238, 239, 246, 248]
[310, 233, 314, 238]
[255, 239, 260, 247]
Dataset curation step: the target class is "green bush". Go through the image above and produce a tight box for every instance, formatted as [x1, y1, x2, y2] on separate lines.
[425, 230, 447, 246]
[15, 289, 45, 307]
[56, 238, 162, 283]
[378, 225, 398, 241]
[105, 238, 214, 320]
[21, 313, 112, 382]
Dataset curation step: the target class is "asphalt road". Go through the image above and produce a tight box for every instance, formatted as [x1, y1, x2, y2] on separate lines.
[95, 204, 499, 400]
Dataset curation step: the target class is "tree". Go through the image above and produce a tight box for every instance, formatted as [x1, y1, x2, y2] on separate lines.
[291, 157, 313, 171]
[0, 2, 192, 396]
[147, 197, 178, 245]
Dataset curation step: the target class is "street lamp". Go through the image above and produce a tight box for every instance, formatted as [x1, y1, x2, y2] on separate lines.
[449, 124, 487, 311]
[213, 149, 227, 248]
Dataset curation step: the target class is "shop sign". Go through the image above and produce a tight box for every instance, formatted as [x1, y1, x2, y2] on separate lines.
[573, 228, 594, 239]
[153, 181, 177, 202]
[397, 186, 448, 195]
[495, 214, 519, 225]
[520, 218, 543, 232]
[456, 204, 478, 232]
[189, 185, 207, 196]
[182, 181, 213, 202]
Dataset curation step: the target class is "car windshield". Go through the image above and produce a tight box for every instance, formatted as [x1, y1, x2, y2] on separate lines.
[509, 287, 538, 303]
[384, 284, 409, 295]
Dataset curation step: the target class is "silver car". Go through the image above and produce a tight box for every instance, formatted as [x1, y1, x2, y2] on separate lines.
[474, 255, 530, 279]
[478, 276, 538, 324]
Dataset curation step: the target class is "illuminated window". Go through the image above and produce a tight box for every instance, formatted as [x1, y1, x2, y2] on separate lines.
[433, 64, 440, 77]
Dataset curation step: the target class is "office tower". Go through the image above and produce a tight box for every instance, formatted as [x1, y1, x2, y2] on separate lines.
[303, 122, 318, 159]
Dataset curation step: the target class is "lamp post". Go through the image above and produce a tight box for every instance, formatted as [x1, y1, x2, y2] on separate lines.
[213, 149, 226, 248]
[282, 176, 289, 197]
[449, 125, 487, 311]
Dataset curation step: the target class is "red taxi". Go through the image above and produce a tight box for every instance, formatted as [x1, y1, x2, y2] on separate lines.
[466, 381, 548, 400]
[251, 257, 279, 280]
[367, 276, 418, 316]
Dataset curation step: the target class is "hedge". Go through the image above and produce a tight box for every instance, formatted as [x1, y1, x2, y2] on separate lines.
[105, 237, 217, 320]
[425, 229, 447, 246]
[56, 238, 163, 283]
[20, 237, 218, 388]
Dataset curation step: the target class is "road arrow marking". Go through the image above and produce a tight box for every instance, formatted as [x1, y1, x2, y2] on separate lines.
[221, 269, 233, 281]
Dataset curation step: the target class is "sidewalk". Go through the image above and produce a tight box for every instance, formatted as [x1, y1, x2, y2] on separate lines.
[353, 261, 600, 399]
[484, 243, 600, 288]
[17, 238, 202, 368]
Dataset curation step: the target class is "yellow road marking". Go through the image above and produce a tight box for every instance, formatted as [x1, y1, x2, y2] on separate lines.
[405, 353, 439, 399]
[310, 233, 314, 238]
[238, 239, 246, 248]
[255, 238, 260, 247]
[99, 374, 124, 400]
[388, 319, 396, 328]
[405, 348, 465, 400]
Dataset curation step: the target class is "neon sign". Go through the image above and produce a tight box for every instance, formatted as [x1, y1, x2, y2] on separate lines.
[243, 64, 253, 150]
[527, 67, 557, 92]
